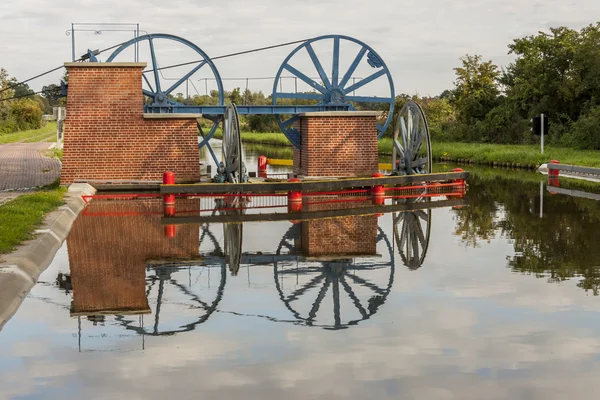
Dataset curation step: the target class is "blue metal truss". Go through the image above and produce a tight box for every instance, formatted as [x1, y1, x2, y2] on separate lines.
[103, 33, 395, 153]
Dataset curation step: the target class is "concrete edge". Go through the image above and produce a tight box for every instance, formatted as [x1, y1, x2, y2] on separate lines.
[64, 62, 147, 68]
[0, 183, 96, 332]
[298, 111, 383, 117]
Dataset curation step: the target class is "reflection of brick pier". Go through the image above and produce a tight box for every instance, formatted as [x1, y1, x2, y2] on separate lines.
[301, 197, 378, 257]
[66, 199, 199, 315]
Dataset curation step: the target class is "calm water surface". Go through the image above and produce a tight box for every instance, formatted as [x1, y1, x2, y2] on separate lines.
[1, 145, 600, 400]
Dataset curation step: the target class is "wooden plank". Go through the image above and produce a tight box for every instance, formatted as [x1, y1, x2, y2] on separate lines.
[548, 163, 600, 176]
[161, 198, 466, 225]
[160, 171, 470, 194]
[547, 186, 600, 201]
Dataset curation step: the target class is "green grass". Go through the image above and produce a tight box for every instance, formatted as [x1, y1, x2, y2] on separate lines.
[45, 148, 63, 161]
[210, 130, 600, 168]
[0, 181, 66, 254]
[210, 130, 293, 147]
[0, 122, 57, 145]
[379, 139, 600, 168]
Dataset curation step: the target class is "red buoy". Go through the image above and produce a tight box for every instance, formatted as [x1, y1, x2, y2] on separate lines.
[549, 160, 560, 178]
[163, 171, 175, 185]
[371, 172, 385, 205]
[258, 156, 268, 178]
[287, 178, 302, 213]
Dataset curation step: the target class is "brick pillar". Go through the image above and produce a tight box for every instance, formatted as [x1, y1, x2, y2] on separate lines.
[61, 62, 201, 185]
[294, 111, 380, 177]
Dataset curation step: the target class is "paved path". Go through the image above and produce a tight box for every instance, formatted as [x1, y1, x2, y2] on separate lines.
[0, 143, 61, 205]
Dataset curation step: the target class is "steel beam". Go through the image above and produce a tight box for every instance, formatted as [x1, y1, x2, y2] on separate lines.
[160, 171, 470, 195]
[144, 104, 351, 115]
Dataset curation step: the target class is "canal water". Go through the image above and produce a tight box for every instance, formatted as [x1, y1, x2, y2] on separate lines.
[2, 143, 600, 399]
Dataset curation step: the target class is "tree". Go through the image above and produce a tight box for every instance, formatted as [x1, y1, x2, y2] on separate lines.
[500, 24, 600, 144]
[452, 54, 501, 125]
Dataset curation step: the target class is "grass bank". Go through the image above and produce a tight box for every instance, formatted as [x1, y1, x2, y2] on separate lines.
[210, 130, 292, 147]
[0, 181, 66, 254]
[208, 130, 600, 169]
[0, 122, 57, 145]
[379, 139, 600, 169]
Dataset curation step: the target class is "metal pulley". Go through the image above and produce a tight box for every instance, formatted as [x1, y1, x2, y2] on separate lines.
[217, 103, 248, 183]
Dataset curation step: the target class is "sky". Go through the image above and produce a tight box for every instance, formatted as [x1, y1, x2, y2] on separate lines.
[1, 0, 599, 98]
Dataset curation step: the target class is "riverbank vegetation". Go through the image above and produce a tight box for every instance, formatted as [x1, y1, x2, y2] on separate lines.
[1, 68, 64, 136]
[0, 180, 66, 254]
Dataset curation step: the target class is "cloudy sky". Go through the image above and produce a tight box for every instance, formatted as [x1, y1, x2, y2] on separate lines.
[1, 0, 599, 97]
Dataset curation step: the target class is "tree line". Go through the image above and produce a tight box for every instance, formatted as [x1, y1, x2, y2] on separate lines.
[0, 68, 65, 134]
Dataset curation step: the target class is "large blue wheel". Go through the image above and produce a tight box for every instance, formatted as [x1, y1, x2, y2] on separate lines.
[106, 33, 224, 164]
[272, 35, 395, 148]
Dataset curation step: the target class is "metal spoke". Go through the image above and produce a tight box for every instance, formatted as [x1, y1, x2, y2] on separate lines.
[332, 277, 341, 327]
[344, 272, 387, 296]
[412, 157, 428, 168]
[344, 69, 386, 93]
[339, 46, 367, 89]
[332, 37, 340, 88]
[415, 209, 428, 222]
[148, 38, 161, 93]
[393, 139, 405, 159]
[307, 275, 331, 322]
[286, 274, 326, 302]
[305, 43, 331, 90]
[142, 89, 155, 98]
[142, 74, 155, 93]
[165, 61, 206, 96]
[283, 64, 326, 94]
[340, 275, 368, 318]
[414, 217, 426, 249]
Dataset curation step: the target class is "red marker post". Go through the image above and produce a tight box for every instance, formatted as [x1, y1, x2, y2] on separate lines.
[371, 172, 385, 205]
[163, 171, 176, 238]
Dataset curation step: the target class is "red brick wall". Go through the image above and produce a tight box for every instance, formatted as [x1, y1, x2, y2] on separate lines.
[61, 64, 200, 185]
[67, 198, 200, 314]
[300, 196, 378, 256]
[294, 115, 378, 177]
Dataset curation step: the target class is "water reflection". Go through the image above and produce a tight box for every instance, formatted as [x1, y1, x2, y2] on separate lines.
[451, 167, 600, 295]
[51, 195, 456, 341]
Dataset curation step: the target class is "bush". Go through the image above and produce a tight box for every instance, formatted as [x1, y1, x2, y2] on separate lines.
[10, 99, 43, 130]
[569, 105, 600, 150]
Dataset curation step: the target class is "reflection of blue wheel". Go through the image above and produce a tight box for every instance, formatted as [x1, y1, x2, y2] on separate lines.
[273, 225, 395, 330]
[272, 35, 395, 148]
[106, 33, 224, 163]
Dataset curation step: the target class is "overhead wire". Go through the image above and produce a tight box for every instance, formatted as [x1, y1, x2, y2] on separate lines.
[0, 39, 134, 96]
[0, 36, 313, 102]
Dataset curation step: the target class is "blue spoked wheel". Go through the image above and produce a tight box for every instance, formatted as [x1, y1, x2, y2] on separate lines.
[106, 33, 224, 164]
[272, 35, 395, 148]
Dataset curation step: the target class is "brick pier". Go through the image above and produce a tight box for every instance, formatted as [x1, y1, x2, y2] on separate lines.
[61, 62, 200, 185]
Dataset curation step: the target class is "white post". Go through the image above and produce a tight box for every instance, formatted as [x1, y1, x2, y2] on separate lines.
[540, 113, 545, 154]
